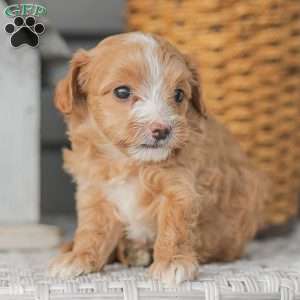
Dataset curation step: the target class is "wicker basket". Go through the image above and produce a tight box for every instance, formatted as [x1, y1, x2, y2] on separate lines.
[127, 0, 300, 226]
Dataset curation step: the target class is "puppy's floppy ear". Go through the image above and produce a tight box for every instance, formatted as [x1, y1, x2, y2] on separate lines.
[54, 50, 90, 114]
[184, 56, 207, 118]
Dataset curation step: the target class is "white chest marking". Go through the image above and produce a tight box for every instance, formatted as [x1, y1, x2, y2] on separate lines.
[102, 177, 154, 242]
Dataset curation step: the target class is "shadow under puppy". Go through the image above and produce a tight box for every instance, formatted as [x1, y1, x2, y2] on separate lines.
[49, 32, 269, 285]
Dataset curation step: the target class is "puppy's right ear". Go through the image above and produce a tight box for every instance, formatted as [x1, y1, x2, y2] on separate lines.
[54, 50, 90, 114]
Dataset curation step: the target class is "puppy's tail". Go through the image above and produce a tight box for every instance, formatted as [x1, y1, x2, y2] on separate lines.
[256, 171, 274, 232]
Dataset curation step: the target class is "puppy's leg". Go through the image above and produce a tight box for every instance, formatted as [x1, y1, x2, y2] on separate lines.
[49, 188, 122, 278]
[117, 238, 153, 267]
[60, 240, 74, 253]
[150, 186, 199, 286]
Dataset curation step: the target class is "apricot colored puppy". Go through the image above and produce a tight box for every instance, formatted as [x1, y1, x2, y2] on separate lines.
[49, 32, 269, 285]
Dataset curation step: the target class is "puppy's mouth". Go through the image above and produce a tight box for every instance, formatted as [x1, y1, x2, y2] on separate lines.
[140, 137, 171, 149]
[140, 143, 164, 149]
[129, 142, 172, 162]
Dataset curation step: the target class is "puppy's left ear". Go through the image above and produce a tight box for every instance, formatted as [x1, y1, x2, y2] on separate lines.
[54, 50, 90, 114]
[184, 56, 207, 118]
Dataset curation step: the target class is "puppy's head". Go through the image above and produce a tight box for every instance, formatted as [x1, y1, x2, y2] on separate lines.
[55, 32, 206, 162]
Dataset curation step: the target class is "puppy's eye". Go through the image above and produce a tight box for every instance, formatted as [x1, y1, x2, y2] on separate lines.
[114, 86, 131, 100]
[174, 88, 184, 103]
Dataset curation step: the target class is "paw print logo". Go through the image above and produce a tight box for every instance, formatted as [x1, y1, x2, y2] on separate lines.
[5, 16, 45, 48]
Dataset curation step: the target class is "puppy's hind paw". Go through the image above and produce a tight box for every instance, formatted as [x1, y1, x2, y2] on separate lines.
[149, 257, 199, 286]
[48, 252, 97, 279]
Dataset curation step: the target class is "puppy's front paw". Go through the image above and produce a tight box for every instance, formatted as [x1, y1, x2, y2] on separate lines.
[48, 252, 97, 279]
[149, 257, 199, 286]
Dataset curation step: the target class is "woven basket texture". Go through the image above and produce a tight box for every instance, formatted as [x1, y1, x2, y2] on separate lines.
[1, 225, 300, 300]
[1, 263, 300, 300]
[2, 218, 300, 300]
[127, 0, 300, 226]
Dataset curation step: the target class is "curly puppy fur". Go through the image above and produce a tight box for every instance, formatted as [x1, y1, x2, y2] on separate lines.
[49, 32, 269, 285]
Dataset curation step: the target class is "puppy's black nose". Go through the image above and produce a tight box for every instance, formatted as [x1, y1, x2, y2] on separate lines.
[150, 123, 171, 141]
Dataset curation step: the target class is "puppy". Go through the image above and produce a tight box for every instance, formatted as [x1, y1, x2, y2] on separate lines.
[49, 32, 268, 285]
